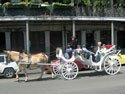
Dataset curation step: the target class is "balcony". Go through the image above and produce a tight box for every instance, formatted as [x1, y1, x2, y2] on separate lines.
[52, 3, 75, 16]
[0, 2, 125, 17]
[3, 2, 50, 16]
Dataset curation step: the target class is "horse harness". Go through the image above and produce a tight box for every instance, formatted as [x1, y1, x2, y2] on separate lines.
[18, 52, 31, 68]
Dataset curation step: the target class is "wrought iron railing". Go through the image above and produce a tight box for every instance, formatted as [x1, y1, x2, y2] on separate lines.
[0, 5, 125, 17]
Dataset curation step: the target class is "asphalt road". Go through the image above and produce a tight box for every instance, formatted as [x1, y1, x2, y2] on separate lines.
[0, 66, 125, 94]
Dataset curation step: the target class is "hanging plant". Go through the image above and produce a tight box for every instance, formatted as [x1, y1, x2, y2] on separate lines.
[53, 2, 74, 9]
[63, 0, 71, 4]
[84, 0, 91, 6]
[3, 2, 28, 9]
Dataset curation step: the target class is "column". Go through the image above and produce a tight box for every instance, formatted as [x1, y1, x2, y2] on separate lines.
[62, 30, 68, 51]
[94, 31, 100, 45]
[23, 31, 27, 51]
[114, 30, 117, 45]
[81, 31, 86, 45]
[45, 31, 50, 56]
[26, 21, 30, 55]
[62, 31, 65, 51]
[5, 32, 11, 50]
[111, 22, 115, 45]
[72, 20, 75, 37]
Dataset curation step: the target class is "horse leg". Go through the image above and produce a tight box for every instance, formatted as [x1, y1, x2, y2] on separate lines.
[23, 66, 28, 82]
[16, 64, 22, 82]
[15, 69, 20, 82]
[38, 66, 55, 79]
[38, 67, 44, 79]
[43, 65, 55, 79]
[46, 65, 55, 78]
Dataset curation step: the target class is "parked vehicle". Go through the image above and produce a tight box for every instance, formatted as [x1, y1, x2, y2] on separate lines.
[117, 49, 125, 64]
[0, 54, 18, 78]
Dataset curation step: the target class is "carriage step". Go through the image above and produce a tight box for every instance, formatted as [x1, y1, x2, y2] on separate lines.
[19, 62, 54, 66]
[37, 63, 58, 66]
[37, 63, 51, 66]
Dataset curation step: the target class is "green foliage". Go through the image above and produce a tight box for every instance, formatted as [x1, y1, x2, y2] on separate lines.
[75, 0, 82, 3]
[94, 0, 110, 8]
[3, 2, 29, 8]
[94, 0, 125, 8]
[63, 0, 71, 4]
[2, 1, 49, 9]
[52, 2, 74, 7]
[74, 0, 92, 6]
[114, 0, 125, 7]
[84, 0, 91, 6]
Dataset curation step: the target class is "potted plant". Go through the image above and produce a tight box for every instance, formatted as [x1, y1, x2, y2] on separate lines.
[52, 2, 75, 16]
[3, 2, 28, 16]
[28, 2, 51, 16]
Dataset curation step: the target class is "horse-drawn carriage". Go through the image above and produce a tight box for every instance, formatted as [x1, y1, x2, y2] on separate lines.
[3, 45, 121, 81]
[52, 45, 121, 80]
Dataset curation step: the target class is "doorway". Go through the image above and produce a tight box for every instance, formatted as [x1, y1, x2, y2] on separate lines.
[0, 32, 5, 52]
[11, 32, 24, 51]
[30, 32, 45, 53]
[50, 31, 62, 60]
[86, 31, 94, 49]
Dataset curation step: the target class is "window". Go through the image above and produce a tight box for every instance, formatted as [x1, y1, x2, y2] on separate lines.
[0, 56, 4, 62]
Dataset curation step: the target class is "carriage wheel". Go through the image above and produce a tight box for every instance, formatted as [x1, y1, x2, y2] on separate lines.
[61, 62, 78, 80]
[104, 55, 121, 75]
[53, 64, 62, 75]
[52, 61, 62, 76]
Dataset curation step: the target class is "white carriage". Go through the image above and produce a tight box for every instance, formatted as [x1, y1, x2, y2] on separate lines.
[52, 45, 121, 80]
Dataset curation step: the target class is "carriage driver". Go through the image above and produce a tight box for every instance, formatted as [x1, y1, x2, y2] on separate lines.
[19, 49, 23, 62]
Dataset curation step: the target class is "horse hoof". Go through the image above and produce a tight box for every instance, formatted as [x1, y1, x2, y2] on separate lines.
[16, 79, 19, 82]
[37, 78, 41, 81]
[25, 80, 28, 82]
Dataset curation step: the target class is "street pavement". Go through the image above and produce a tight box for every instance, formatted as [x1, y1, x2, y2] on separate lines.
[0, 66, 125, 94]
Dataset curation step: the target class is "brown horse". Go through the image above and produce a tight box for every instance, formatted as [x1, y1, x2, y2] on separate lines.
[4, 50, 54, 82]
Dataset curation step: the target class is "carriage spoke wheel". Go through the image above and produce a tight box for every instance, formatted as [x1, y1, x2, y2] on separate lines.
[62, 62, 78, 80]
[52, 63, 62, 76]
[104, 55, 121, 75]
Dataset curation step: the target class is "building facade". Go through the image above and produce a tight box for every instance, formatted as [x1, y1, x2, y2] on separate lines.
[0, 0, 125, 60]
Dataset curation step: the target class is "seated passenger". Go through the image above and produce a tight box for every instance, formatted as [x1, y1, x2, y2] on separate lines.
[82, 44, 94, 59]
[64, 44, 73, 59]
[75, 45, 82, 55]
[95, 42, 102, 62]
[100, 44, 107, 54]
[95, 42, 107, 62]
